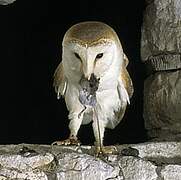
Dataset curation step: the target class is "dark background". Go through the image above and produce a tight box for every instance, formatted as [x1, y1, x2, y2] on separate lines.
[0, 0, 147, 145]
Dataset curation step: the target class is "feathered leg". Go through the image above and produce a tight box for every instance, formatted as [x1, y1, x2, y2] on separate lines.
[93, 108, 117, 156]
[92, 108, 105, 154]
[52, 111, 84, 146]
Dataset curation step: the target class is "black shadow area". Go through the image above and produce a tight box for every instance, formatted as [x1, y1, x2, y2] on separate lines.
[0, 0, 147, 145]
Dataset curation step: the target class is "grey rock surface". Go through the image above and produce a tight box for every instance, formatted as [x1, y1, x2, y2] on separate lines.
[0, 142, 180, 179]
[0, 0, 16, 5]
[56, 152, 121, 180]
[144, 70, 181, 140]
[161, 165, 181, 180]
[132, 142, 181, 160]
[141, 0, 181, 141]
[141, 0, 181, 62]
[118, 156, 157, 180]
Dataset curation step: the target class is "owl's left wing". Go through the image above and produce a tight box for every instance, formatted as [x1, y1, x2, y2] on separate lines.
[118, 53, 134, 103]
[53, 62, 67, 99]
[107, 54, 134, 129]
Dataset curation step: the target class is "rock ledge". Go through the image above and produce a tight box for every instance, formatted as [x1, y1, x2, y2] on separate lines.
[0, 142, 180, 179]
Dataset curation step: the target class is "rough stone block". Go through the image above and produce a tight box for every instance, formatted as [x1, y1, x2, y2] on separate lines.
[144, 70, 181, 140]
[56, 152, 122, 180]
[141, 0, 181, 62]
[0, 0, 16, 5]
[0, 142, 180, 179]
[118, 156, 157, 180]
[161, 165, 181, 180]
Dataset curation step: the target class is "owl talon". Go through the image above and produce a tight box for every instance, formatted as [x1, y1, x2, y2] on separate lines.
[51, 136, 81, 146]
[95, 146, 118, 157]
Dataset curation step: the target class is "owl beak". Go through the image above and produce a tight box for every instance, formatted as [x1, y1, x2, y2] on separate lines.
[85, 74, 91, 80]
[82, 62, 94, 80]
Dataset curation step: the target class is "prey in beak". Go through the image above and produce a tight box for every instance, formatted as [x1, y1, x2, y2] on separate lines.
[79, 73, 100, 107]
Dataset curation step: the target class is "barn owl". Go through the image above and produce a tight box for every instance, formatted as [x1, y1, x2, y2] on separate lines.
[53, 21, 133, 155]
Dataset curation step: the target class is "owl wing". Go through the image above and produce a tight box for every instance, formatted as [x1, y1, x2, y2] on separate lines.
[53, 62, 67, 99]
[119, 53, 134, 101]
[107, 54, 134, 129]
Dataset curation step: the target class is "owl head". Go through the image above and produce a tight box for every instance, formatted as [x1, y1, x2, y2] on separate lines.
[62, 21, 125, 83]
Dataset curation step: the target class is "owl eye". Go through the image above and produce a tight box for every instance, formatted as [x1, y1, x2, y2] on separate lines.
[96, 53, 103, 59]
[74, 52, 81, 60]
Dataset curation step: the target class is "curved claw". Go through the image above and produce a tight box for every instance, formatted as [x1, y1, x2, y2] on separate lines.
[95, 146, 118, 157]
[51, 137, 81, 146]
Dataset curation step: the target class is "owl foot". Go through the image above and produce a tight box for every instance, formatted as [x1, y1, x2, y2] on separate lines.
[51, 135, 80, 146]
[95, 146, 118, 157]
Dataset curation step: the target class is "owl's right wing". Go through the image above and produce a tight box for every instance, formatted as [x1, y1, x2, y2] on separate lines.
[53, 62, 67, 99]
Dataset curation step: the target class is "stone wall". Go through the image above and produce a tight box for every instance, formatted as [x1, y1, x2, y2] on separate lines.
[0, 0, 16, 5]
[0, 142, 180, 180]
[141, 0, 181, 141]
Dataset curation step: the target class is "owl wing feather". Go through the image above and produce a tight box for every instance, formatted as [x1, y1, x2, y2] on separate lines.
[53, 62, 67, 99]
[107, 53, 134, 129]
[120, 54, 134, 100]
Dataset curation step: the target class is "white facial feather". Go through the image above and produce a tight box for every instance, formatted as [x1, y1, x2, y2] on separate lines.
[63, 40, 116, 81]
[53, 21, 134, 149]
